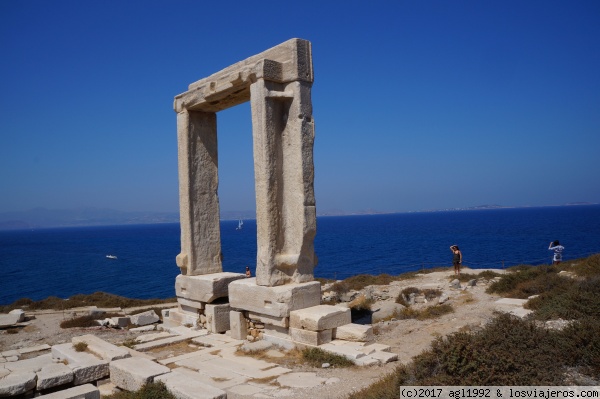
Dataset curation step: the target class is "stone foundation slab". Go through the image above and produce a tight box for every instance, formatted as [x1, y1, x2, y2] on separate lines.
[109, 357, 170, 392]
[289, 327, 332, 346]
[229, 278, 320, 317]
[176, 272, 245, 303]
[289, 305, 351, 331]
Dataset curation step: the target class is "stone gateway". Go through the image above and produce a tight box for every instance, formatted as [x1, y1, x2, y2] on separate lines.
[174, 38, 317, 287]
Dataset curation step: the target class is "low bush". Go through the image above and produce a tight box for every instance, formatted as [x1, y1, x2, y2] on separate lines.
[60, 315, 102, 329]
[103, 381, 177, 399]
[0, 292, 176, 313]
[526, 276, 600, 320]
[73, 342, 88, 352]
[301, 347, 354, 368]
[397, 304, 453, 321]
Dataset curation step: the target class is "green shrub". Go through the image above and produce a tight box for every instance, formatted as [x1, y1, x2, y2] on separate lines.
[104, 381, 177, 399]
[526, 276, 600, 320]
[60, 315, 102, 329]
[0, 292, 176, 313]
[407, 313, 564, 385]
[73, 342, 88, 352]
[301, 347, 354, 368]
[397, 304, 453, 320]
[347, 366, 408, 399]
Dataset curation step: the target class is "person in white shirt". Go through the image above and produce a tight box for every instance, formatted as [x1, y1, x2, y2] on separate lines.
[548, 240, 564, 265]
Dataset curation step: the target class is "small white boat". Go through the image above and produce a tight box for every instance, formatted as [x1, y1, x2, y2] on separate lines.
[236, 219, 243, 230]
[106, 255, 118, 260]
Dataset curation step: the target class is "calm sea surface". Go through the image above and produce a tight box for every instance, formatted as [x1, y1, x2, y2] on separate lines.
[1, 206, 599, 305]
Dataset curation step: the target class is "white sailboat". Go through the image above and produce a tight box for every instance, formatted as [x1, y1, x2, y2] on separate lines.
[106, 255, 118, 260]
[236, 219, 243, 230]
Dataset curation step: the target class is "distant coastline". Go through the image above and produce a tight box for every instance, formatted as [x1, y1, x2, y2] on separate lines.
[0, 203, 598, 231]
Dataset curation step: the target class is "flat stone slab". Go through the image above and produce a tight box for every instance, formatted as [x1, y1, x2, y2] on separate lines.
[277, 372, 326, 388]
[52, 343, 109, 385]
[37, 362, 74, 390]
[334, 323, 373, 342]
[72, 335, 131, 361]
[160, 348, 218, 366]
[369, 351, 399, 364]
[290, 305, 351, 331]
[19, 344, 51, 355]
[156, 368, 227, 399]
[0, 371, 37, 397]
[509, 308, 534, 318]
[133, 335, 194, 352]
[110, 357, 170, 392]
[4, 354, 54, 373]
[170, 366, 246, 390]
[135, 331, 175, 343]
[0, 313, 21, 328]
[129, 310, 159, 326]
[318, 343, 365, 360]
[495, 298, 528, 306]
[37, 383, 100, 398]
[176, 272, 245, 303]
[229, 279, 321, 317]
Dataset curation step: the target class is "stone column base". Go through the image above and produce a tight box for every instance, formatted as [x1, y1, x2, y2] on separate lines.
[229, 278, 320, 317]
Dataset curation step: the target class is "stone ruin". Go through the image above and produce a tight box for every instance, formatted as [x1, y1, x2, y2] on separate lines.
[165, 38, 374, 348]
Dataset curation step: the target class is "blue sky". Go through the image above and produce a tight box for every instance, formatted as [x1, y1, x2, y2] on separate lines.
[1, 1, 599, 215]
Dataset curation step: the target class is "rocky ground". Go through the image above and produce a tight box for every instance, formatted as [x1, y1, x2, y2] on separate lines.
[1, 267, 514, 399]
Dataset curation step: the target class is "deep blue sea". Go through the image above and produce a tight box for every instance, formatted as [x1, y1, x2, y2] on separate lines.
[1, 206, 599, 305]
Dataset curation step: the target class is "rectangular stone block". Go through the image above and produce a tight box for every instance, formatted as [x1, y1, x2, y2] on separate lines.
[229, 279, 320, 317]
[229, 311, 247, 340]
[4, 354, 53, 373]
[333, 323, 373, 342]
[156, 368, 227, 399]
[205, 303, 230, 333]
[319, 343, 366, 360]
[37, 383, 100, 398]
[176, 272, 245, 304]
[247, 312, 289, 328]
[110, 317, 130, 328]
[110, 357, 170, 392]
[289, 305, 351, 331]
[51, 343, 109, 385]
[262, 324, 290, 339]
[37, 362, 74, 390]
[167, 308, 198, 327]
[369, 351, 399, 364]
[72, 335, 131, 361]
[289, 327, 332, 346]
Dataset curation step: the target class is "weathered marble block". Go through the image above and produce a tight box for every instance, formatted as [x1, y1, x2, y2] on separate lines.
[289, 305, 351, 331]
[176, 272, 245, 304]
[0, 371, 36, 397]
[333, 323, 374, 342]
[72, 335, 130, 361]
[37, 383, 100, 398]
[155, 368, 226, 399]
[36, 362, 74, 390]
[129, 310, 159, 326]
[205, 302, 231, 333]
[229, 311, 247, 340]
[289, 327, 332, 346]
[247, 312, 289, 328]
[51, 343, 109, 385]
[110, 357, 170, 392]
[229, 278, 320, 317]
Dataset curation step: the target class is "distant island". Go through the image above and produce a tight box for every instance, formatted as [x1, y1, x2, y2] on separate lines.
[0, 203, 597, 230]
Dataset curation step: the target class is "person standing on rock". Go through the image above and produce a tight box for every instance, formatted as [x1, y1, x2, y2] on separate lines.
[245, 266, 252, 277]
[548, 240, 564, 265]
[450, 245, 462, 276]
